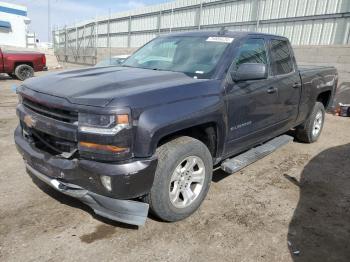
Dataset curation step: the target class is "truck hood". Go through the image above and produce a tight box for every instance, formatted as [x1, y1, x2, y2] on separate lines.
[23, 66, 203, 107]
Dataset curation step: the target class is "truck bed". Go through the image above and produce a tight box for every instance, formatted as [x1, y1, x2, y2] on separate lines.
[298, 64, 337, 112]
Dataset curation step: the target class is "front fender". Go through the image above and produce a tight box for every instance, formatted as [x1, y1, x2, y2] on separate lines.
[133, 95, 226, 157]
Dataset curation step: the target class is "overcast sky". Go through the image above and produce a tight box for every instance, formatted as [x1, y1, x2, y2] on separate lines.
[11, 0, 169, 42]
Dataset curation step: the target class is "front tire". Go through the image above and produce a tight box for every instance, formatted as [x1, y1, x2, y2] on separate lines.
[295, 102, 325, 143]
[145, 136, 213, 222]
[15, 64, 34, 81]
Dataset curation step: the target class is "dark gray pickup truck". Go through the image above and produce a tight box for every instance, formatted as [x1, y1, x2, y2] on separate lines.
[15, 31, 337, 226]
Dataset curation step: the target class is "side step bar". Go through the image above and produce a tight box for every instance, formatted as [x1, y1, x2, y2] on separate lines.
[221, 135, 294, 174]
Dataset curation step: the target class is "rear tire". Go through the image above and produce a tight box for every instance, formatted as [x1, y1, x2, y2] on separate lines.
[145, 136, 213, 222]
[14, 64, 34, 81]
[295, 102, 325, 143]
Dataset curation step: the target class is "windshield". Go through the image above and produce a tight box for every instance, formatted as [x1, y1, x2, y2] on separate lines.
[123, 36, 233, 79]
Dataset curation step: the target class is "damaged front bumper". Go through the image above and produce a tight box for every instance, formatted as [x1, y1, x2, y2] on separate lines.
[26, 164, 149, 226]
[14, 126, 157, 226]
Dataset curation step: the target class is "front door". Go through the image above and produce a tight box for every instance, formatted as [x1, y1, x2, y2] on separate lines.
[224, 37, 281, 156]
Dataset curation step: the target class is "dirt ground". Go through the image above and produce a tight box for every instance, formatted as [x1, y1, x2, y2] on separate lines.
[0, 71, 349, 262]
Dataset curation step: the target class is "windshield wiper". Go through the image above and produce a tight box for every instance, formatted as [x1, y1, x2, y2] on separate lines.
[121, 65, 162, 71]
[121, 64, 135, 68]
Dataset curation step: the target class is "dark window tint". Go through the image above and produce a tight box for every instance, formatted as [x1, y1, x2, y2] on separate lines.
[270, 40, 294, 75]
[233, 38, 267, 70]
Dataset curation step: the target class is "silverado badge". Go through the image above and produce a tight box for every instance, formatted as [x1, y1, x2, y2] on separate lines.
[24, 114, 37, 128]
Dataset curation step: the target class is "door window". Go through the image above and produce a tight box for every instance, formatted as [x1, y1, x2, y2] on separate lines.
[270, 40, 294, 75]
[232, 38, 267, 71]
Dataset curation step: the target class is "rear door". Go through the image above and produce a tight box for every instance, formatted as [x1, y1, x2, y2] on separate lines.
[267, 38, 301, 129]
[224, 37, 281, 156]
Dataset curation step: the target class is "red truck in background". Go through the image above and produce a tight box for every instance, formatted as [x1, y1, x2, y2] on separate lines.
[0, 48, 47, 81]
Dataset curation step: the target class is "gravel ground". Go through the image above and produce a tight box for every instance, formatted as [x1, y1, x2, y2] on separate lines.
[0, 71, 349, 262]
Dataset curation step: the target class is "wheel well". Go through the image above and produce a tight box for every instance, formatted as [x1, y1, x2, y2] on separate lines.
[157, 123, 218, 158]
[14, 62, 34, 69]
[317, 91, 332, 108]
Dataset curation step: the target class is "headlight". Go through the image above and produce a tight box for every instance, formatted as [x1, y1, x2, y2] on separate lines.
[77, 113, 132, 162]
[78, 113, 130, 135]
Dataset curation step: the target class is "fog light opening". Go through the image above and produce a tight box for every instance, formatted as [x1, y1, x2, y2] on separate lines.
[101, 175, 112, 191]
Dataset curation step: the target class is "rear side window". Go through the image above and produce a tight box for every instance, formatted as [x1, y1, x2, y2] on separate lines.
[270, 40, 294, 75]
[233, 38, 267, 70]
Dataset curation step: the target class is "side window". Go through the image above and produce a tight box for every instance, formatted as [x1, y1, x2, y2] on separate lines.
[232, 38, 267, 71]
[270, 40, 294, 75]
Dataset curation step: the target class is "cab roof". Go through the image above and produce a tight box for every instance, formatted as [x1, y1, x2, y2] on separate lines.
[162, 30, 289, 41]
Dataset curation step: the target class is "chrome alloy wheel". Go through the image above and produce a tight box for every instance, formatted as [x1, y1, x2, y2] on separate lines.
[312, 111, 323, 137]
[19, 67, 32, 79]
[169, 156, 206, 208]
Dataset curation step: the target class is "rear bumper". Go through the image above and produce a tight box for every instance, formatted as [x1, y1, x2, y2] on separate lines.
[14, 125, 158, 226]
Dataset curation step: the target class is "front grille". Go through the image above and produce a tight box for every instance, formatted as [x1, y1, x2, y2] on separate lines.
[23, 98, 78, 123]
[24, 125, 77, 155]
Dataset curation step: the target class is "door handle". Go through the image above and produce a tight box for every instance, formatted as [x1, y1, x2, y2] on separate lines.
[292, 83, 301, 88]
[267, 87, 277, 94]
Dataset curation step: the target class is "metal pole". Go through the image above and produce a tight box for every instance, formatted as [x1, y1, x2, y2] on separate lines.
[256, 0, 261, 32]
[170, 4, 174, 32]
[198, 0, 203, 30]
[128, 16, 131, 48]
[75, 25, 78, 62]
[64, 26, 67, 62]
[158, 10, 161, 35]
[95, 18, 98, 64]
[108, 8, 111, 59]
[83, 24, 86, 63]
[48, 0, 51, 42]
[345, 22, 350, 44]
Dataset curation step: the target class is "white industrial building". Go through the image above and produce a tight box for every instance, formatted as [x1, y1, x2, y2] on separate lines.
[53, 0, 350, 65]
[0, 1, 32, 47]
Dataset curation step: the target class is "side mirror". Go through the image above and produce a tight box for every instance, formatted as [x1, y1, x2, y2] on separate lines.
[231, 63, 267, 82]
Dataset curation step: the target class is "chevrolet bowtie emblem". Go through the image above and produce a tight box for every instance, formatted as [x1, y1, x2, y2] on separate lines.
[24, 114, 37, 128]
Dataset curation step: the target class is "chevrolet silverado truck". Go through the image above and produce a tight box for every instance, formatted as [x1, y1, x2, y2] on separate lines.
[14, 31, 337, 226]
[0, 48, 47, 80]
